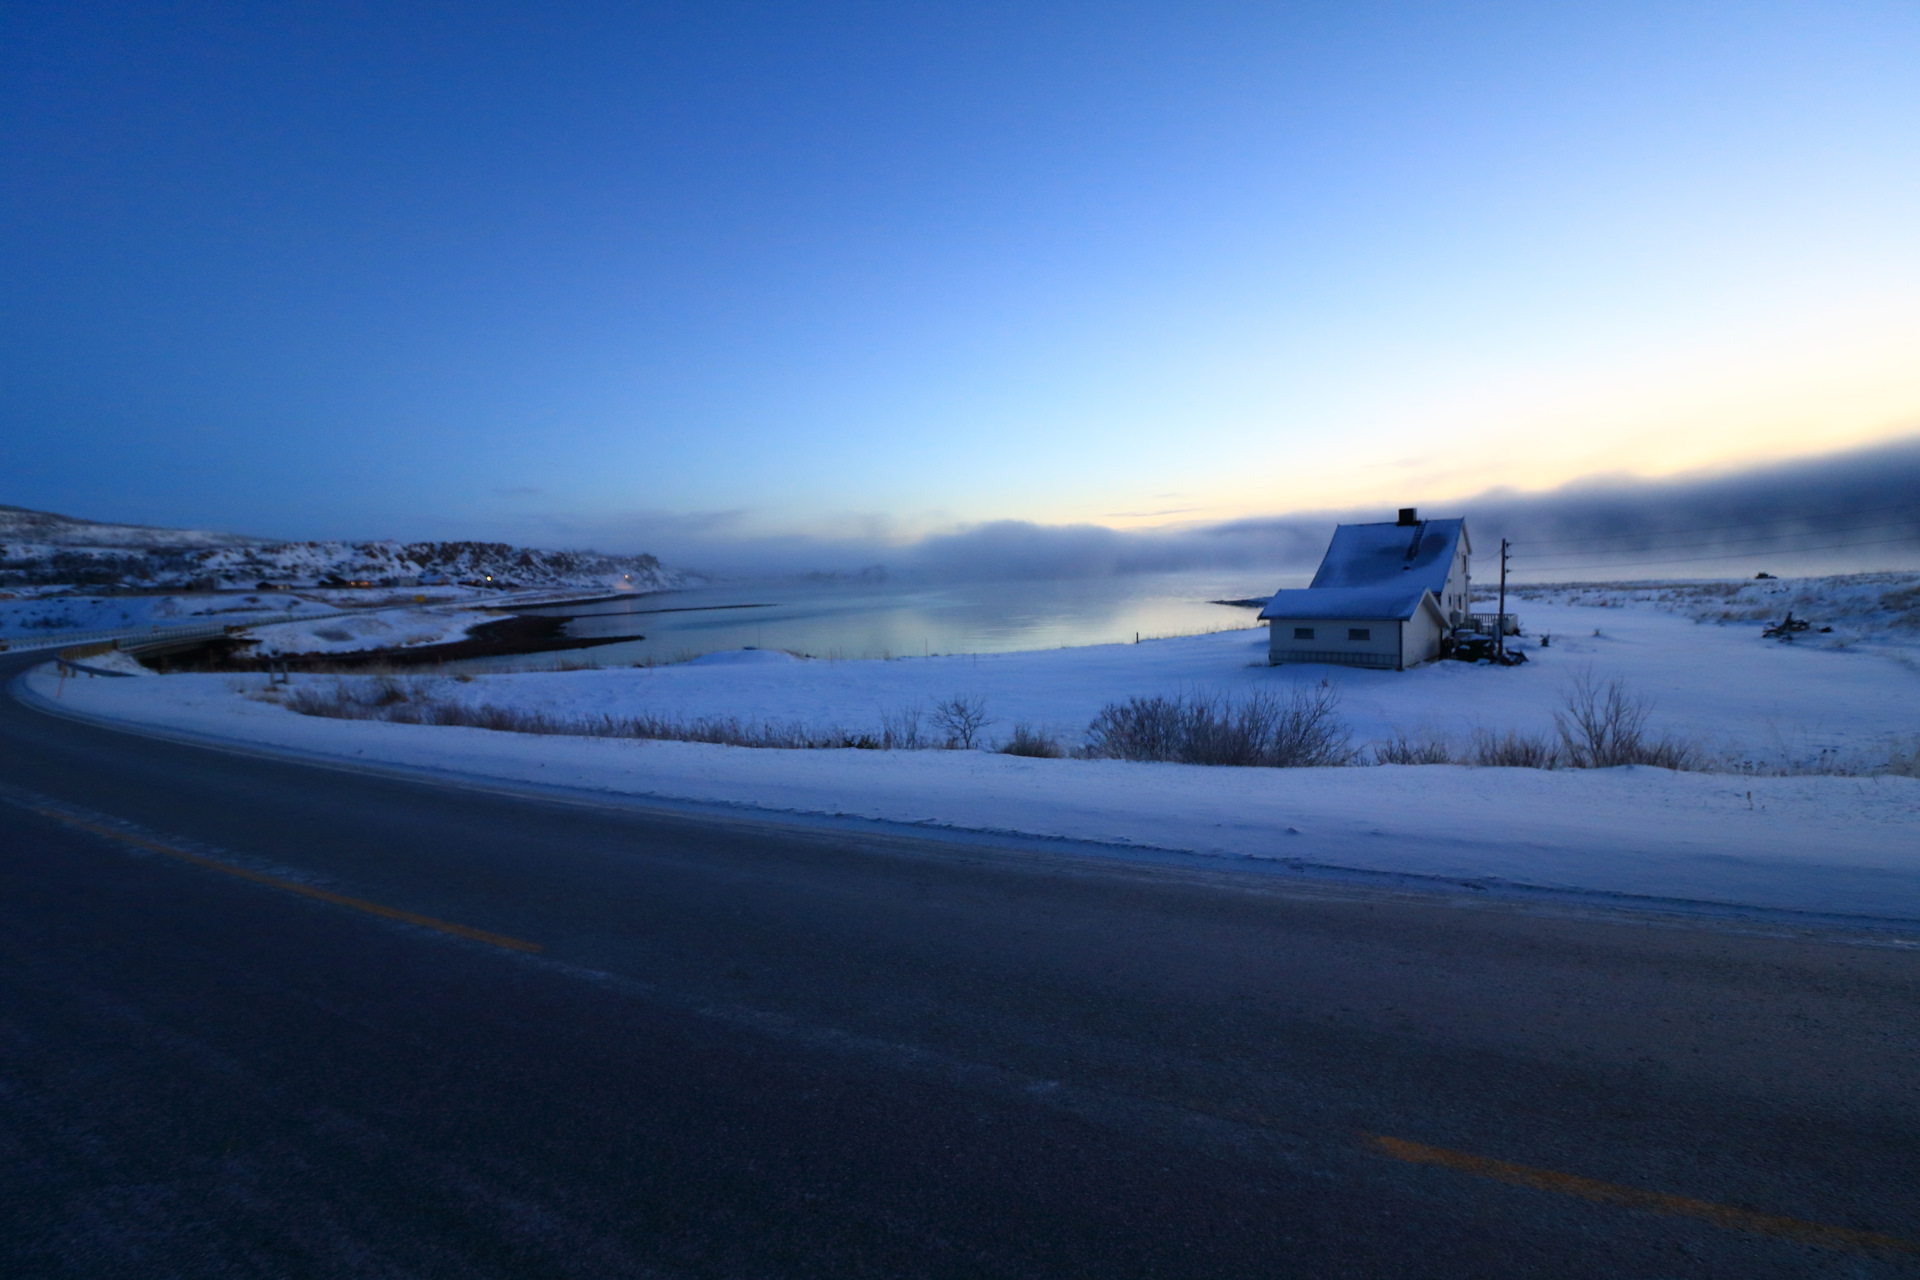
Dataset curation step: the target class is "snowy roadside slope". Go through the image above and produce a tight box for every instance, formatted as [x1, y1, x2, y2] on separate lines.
[23, 653, 1920, 922]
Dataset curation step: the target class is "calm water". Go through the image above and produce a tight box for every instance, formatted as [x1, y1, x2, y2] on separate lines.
[462, 569, 1303, 671]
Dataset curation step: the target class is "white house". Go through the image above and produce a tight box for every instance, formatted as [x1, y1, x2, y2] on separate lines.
[1258, 509, 1471, 670]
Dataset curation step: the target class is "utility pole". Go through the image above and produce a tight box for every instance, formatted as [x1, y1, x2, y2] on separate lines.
[1497, 538, 1510, 661]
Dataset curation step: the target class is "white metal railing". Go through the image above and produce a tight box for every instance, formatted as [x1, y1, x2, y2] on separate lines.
[0, 608, 331, 655]
[1458, 612, 1521, 637]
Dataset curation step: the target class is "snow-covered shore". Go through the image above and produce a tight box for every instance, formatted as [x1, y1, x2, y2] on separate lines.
[21, 594, 1920, 921]
[242, 607, 497, 656]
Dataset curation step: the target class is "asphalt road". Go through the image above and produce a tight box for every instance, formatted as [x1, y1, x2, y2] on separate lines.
[3, 653, 1917, 1277]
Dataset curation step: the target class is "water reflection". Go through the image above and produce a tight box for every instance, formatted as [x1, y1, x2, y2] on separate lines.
[464, 570, 1299, 671]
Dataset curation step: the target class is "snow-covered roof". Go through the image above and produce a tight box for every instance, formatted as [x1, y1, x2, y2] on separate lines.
[1258, 585, 1439, 622]
[1308, 518, 1466, 595]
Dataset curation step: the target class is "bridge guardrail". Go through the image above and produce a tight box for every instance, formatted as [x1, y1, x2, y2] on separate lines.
[2, 609, 327, 656]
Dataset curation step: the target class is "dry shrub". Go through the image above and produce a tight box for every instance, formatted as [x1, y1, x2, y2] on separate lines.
[929, 694, 993, 749]
[1000, 724, 1064, 758]
[1469, 729, 1561, 769]
[1879, 586, 1920, 612]
[1085, 686, 1353, 768]
[1885, 741, 1920, 778]
[285, 682, 385, 720]
[1085, 695, 1185, 762]
[879, 704, 925, 750]
[1553, 670, 1697, 770]
[1373, 734, 1455, 765]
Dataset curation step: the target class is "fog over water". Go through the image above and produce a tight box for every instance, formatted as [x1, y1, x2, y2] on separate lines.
[484, 572, 1288, 670]
[461, 437, 1920, 667]
[541, 435, 1920, 585]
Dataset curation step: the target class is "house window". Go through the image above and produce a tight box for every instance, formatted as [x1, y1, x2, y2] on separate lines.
[1348, 627, 1371, 641]
[1293, 627, 1314, 640]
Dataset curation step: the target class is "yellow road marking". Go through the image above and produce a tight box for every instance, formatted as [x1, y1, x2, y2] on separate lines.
[35, 808, 543, 953]
[29, 800, 1909, 1251]
[1366, 1133, 1918, 1256]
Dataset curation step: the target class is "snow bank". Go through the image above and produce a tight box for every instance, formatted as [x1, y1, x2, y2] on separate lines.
[683, 648, 803, 667]
[244, 607, 494, 656]
[58, 648, 155, 676]
[22, 590, 1920, 922]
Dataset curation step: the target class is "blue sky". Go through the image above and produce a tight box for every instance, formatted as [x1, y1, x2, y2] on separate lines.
[5, 2, 1918, 565]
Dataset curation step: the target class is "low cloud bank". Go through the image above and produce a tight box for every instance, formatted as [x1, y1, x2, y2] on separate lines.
[892, 436, 1920, 582]
[904, 519, 1329, 581]
[525, 434, 1920, 582]
[1464, 435, 1920, 579]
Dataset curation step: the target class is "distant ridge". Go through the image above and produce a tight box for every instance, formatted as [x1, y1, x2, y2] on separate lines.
[0, 504, 266, 549]
[0, 505, 682, 592]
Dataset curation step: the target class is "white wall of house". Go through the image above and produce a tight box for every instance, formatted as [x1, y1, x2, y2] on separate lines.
[1402, 601, 1446, 667]
[1437, 537, 1472, 624]
[1266, 618, 1404, 669]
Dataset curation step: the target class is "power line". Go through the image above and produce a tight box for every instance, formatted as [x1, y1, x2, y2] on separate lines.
[1517, 519, 1920, 562]
[1509, 502, 1920, 547]
[1509, 533, 1920, 573]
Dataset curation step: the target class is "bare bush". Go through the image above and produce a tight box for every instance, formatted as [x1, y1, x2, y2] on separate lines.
[929, 694, 993, 749]
[1373, 734, 1455, 766]
[1084, 695, 1185, 762]
[1000, 724, 1064, 758]
[1886, 741, 1920, 778]
[1469, 729, 1561, 769]
[879, 704, 925, 750]
[1553, 669, 1697, 769]
[1084, 686, 1353, 768]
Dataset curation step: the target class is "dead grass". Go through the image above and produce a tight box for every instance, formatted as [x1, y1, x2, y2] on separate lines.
[281, 671, 1915, 776]
[1470, 729, 1561, 769]
[1372, 728, 1563, 768]
[1373, 734, 1455, 766]
[284, 679, 879, 749]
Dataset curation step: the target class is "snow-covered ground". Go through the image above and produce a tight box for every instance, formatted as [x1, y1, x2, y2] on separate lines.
[23, 588, 1920, 922]
[0, 588, 475, 643]
[241, 606, 496, 657]
[1505, 572, 1920, 654]
[392, 599, 1919, 772]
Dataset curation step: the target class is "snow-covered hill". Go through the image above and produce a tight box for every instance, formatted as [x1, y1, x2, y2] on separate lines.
[0, 505, 682, 592]
[0, 505, 266, 550]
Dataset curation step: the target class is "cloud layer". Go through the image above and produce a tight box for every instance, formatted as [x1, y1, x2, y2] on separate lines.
[510, 435, 1920, 582]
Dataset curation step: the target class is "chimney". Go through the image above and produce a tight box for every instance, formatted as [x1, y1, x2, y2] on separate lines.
[1397, 507, 1419, 526]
